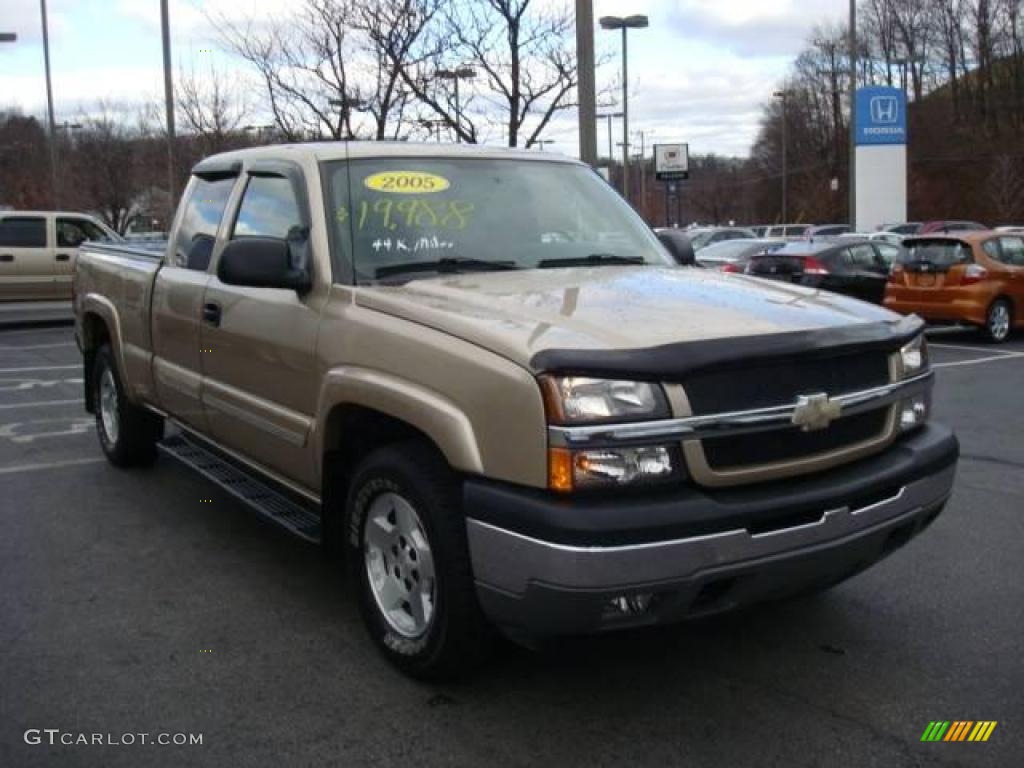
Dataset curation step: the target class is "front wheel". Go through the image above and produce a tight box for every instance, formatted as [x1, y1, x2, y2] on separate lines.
[92, 344, 163, 467]
[983, 299, 1012, 343]
[344, 441, 491, 680]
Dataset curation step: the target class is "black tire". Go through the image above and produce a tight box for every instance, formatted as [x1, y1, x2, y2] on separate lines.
[982, 298, 1012, 343]
[344, 441, 492, 680]
[92, 344, 163, 467]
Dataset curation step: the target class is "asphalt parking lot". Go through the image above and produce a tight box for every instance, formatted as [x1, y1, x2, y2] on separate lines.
[1, 323, 1021, 767]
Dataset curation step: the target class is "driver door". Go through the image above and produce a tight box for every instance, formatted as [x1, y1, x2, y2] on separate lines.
[200, 165, 325, 489]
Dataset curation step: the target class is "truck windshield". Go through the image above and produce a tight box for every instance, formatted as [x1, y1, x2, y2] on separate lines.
[324, 157, 671, 283]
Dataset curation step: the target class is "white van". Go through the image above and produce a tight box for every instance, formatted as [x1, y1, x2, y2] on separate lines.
[0, 211, 119, 301]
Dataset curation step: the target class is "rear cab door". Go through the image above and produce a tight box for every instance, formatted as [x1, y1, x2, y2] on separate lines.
[0, 214, 56, 300]
[150, 163, 240, 429]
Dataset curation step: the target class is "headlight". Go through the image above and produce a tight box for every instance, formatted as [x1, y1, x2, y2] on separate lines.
[897, 334, 929, 379]
[549, 445, 683, 492]
[539, 376, 670, 425]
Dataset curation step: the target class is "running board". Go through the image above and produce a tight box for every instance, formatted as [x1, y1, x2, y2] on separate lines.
[158, 433, 322, 543]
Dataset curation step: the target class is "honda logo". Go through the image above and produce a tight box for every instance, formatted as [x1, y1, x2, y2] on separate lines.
[870, 96, 899, 124]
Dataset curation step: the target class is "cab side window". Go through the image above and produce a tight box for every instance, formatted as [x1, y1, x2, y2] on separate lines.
[57, 217, 108, 247]
[232, 176, 303, 241]
[173, 176, 236, 270]
[0, 217, 46, 247]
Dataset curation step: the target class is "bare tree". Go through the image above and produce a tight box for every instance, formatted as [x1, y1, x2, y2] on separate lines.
[176, 62, 250, 154]
[389, 0, 578, 146]
[988, 155, 1024, 220]
[67, 104, 144, 234]
[215, 0, 434, 141]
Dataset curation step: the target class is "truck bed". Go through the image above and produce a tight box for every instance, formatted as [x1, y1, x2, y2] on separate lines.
[74, 241, 166, 401]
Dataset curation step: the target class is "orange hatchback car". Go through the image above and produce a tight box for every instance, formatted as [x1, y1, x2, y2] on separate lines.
[884, 232, 1024, 342]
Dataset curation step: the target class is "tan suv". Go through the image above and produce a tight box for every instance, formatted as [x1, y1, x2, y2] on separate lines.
[74, 143, 958, 678]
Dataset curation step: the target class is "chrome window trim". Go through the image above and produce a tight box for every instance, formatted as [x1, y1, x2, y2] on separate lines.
[548, 370, 933, 448]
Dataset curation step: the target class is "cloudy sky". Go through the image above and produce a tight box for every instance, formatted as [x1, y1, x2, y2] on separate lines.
[0, 0, 851, 158]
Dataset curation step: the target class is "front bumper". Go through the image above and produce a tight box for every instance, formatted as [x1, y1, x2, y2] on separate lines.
[464, 423, 958, 638]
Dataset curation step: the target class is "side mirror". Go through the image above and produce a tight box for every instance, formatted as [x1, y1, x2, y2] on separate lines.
[657, 233, 696, 266]
[217, 237, 311, 292]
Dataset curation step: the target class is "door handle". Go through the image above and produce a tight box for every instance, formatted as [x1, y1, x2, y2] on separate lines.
[56, 253, 71, 262]
[202, 302, 222, 327]
[0, 254, 13, 262]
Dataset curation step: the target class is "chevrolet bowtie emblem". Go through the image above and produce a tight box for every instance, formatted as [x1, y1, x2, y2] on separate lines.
[791, 393, 843, 431]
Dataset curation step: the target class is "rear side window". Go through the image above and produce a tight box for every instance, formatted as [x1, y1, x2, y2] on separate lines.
[0, 216, 46, 247]
[172, 176, 236, 270]
[875, 243, 903, 264]
[232, 176, 303, 240]
[845, 244, 877, 266]
[784, 225, 808, 237]
[999, 237, 1024, 266]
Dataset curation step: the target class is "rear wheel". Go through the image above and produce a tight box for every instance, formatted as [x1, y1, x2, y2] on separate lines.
[344, 441, 491, 680]
[92, 344, 163, 467]
[983, 299, 1012, 343]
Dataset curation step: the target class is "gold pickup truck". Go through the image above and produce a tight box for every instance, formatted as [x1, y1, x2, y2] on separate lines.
[73, 143, 958, 679]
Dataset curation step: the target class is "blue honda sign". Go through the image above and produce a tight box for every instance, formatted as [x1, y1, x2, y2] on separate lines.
[855, 86, 907, 146]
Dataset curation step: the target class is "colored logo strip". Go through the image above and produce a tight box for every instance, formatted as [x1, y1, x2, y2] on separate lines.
[921, 721, 997, 742]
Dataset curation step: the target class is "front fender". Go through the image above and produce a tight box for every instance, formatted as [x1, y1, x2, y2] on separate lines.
[313, 366, 483, 483]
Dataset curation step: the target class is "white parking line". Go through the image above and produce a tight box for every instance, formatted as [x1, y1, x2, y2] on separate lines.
[0, 342, 76, 350]
[0, 457, 104, 476]
[0, 365, 79, 373]
[0, 327, 72, 336]
[933, 352, 1024, 369]
[0, 400, 83, 410]
[929, 342, 1020, 355]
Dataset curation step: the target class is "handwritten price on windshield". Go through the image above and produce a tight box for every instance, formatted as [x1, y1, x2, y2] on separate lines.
[336, 198, 475, 232]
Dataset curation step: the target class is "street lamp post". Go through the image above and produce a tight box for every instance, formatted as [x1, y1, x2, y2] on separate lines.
[437, 67, 476, 143]
[600, 14, 648, 203]
[773, 90, 788, 222]
[40, 0, 59, 208]
[848, 0, 857, 229]
[160, 0, 176, 224]
[595, 111, 623, 166]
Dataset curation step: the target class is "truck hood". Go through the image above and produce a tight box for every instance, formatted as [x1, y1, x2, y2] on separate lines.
[355, 266, 908, 372]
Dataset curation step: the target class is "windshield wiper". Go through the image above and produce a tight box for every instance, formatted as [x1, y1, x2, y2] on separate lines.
[537, 254, 646, 269]
[374, 257, 520, 279]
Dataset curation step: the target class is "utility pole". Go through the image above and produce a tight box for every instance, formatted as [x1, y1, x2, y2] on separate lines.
[637, 131, 647, 219]
[575, 0, 597, 166]
[161, 0, 176, 224]
[40, 0, 58, 208]
[848, 0, 857, 229]
[774, 91, 788, 222]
